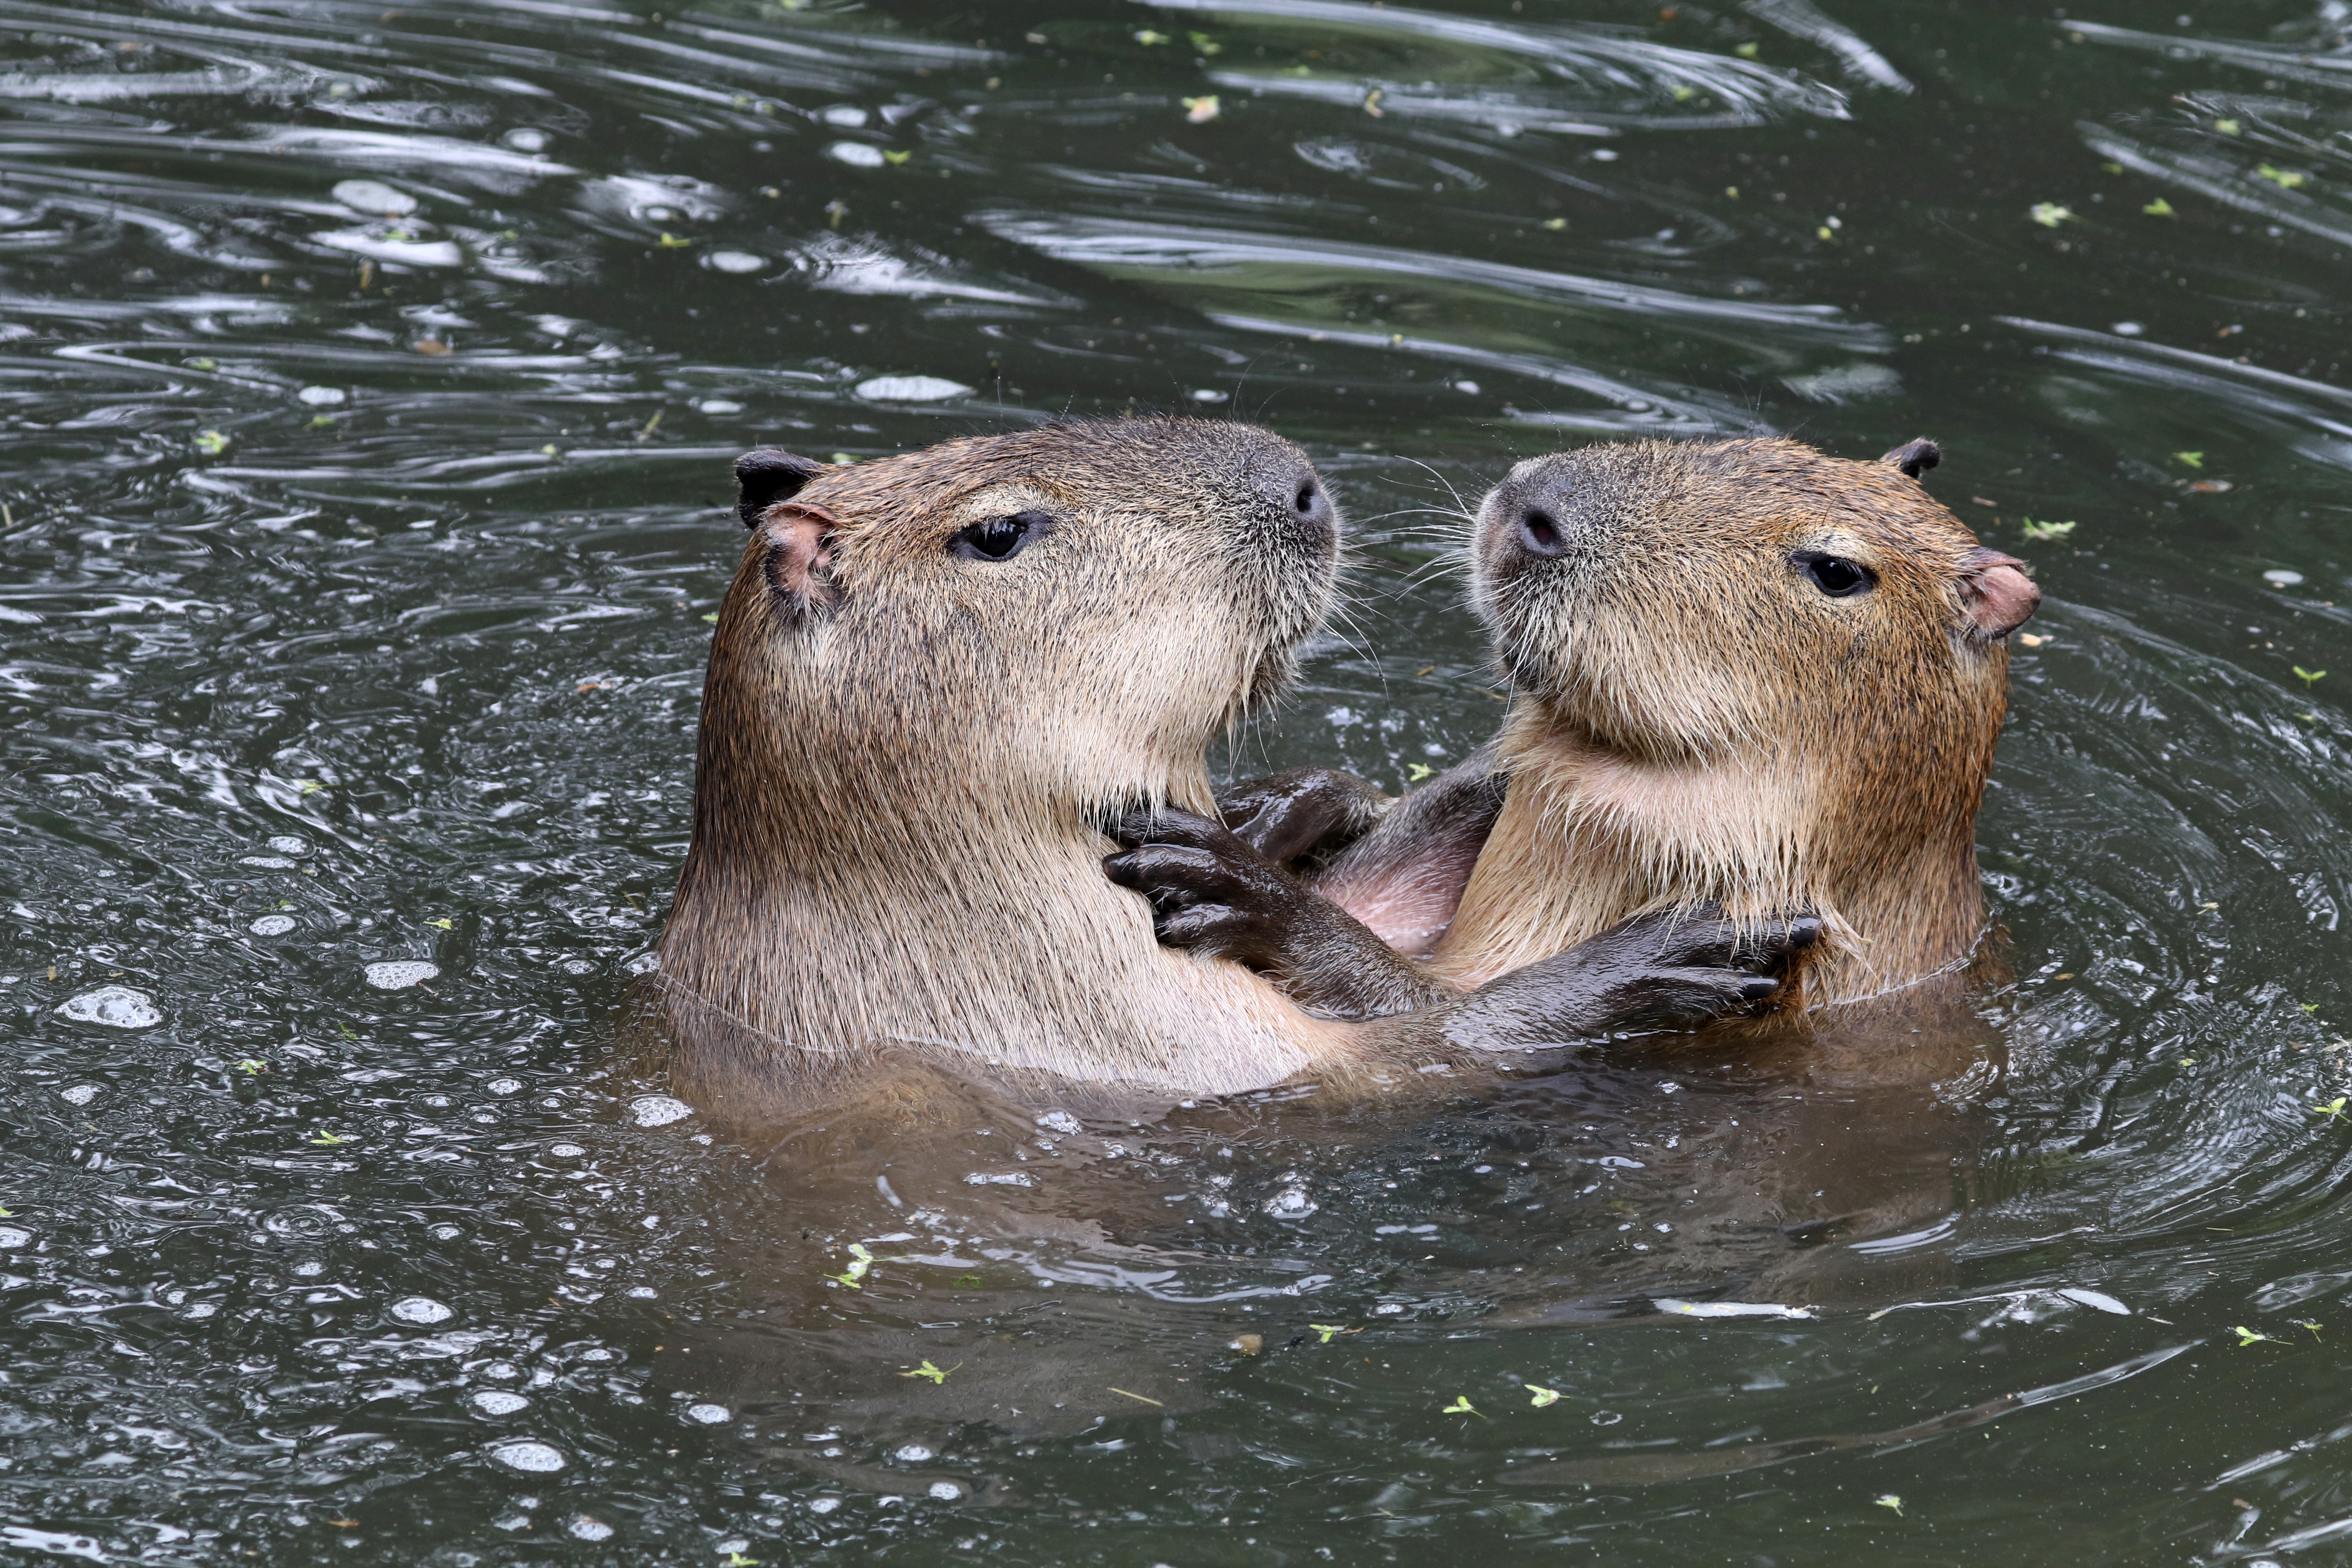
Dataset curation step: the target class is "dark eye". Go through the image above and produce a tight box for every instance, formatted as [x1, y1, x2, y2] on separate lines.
[1793, 550, 1874, 597]
[950, 510, 1052, 562]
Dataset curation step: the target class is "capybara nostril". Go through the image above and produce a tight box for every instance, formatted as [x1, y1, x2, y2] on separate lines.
[1286, 468, 1335, 547]
[1517, 507, 1566, 559]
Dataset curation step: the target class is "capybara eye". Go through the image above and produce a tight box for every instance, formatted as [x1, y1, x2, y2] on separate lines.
[951, 510, 1052, 561]
[1793, 551, 1874, 597]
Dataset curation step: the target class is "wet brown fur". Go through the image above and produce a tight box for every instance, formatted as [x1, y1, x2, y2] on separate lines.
[1431, 437, 2029, 1011]
[660, 418, 1376, 1113]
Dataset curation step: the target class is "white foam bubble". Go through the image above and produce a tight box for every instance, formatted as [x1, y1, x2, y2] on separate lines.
[828, 140, 886, 168]
[249, 915, 298, 936]
[855, 374, 973, 403]
[470, 1390, 531, 1416]
[491, 1440, 566, 1473]
[566, 1516, 613, 1541]
[928, 1481, 962, 1500]
[703, 250, 767, 274]
[820, 104, 870, 127]
[332, 179, 417, 216]
[58, 1084, 99, 1107]
[296, 386, 346, 407]
[389, 1296, 454, 1324]
[629, 1095, 693, 1127]
[894, 1444, 933, 1463]
[58, 987, 160, 1029]
[365, 960, 440, 990]
[2264, 569, 2305, 587]
[502, 127, 550, 153]
[684, 1403, 731, 1425]
[0, 1227, 29, 1250]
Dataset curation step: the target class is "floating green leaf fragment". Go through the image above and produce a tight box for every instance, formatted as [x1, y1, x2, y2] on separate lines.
[2312, 1098, 2347, 1118]
[2030, 202, 2074, 227]
[309, 1131, 350, 1145]
[1134, 28, 1169, 44]
[194, 430, 230, 455]
[700, 612, 719, 622]
[1525, 1383, 1561, 1408]
[2173, 451, 2204, 468]
[2179, 1056, 2196, 1067]
[882, 149, 911, 165]
[2298, 1320, 2323, 1340]
[900, 1359, 957, 1383]
[657, 232, 693, 249]
[829, 452, 858, 465]
[953, 1274, 983, 1288]
[725, 1555, 760, 1567]
[1188, 30, 1220, 54]
[237, 1059, 269, 1075]
[1182, 94, 1220, 124]
[426, 918, 453, 931]
[297, 780, 325, 795]
[307, 414, 338, 429]
[1405, 763, 1435, 782]
[2018, 517, 2076, 542]
[1735, 41, 1760, 58]
[1875, 1494, 1905, 1516]
[2103, 161, 2125, 174]
[188, 357, 218, 370]
[1671, 84, 1696, 102]
[2217, 118, 2241, 134]
[1541, 217, 1567, 231]
[2295, 666, 2327, 688]
[0, 1207, 10, 1217]
[1441, 1395, 1483, 1417]
[2143, 198, 2176, 217]
[2256, 164, 2307, 190]
[1308, 1323, 1355, 1343]
[2232, 1325, 2286, 1347]
[541, 443, 560, 457]
[2303, 1003, 2321, 1014]
[826, 1241, 877, 1289]
[336, 1023, 358, 1040]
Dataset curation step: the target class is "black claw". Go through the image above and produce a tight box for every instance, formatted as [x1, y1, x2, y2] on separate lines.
[1737, 975, 1781, 1003]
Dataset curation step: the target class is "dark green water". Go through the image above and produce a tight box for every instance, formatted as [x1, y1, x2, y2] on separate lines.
[10, 0, 2352, 1562]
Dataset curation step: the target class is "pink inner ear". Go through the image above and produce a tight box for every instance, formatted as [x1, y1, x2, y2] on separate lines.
[1960, 547, 2040, 640]
[759, 501, 839, 608]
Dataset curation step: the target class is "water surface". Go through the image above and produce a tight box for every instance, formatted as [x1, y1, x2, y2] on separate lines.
[10, 0, 2352, 1562]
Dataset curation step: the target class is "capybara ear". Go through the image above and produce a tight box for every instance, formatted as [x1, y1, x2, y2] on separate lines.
[735, 449, 827, 529]
[1880, 438, 1940, 480]
[759, 501, 842, 617]
[1958, 546, 2039, 641]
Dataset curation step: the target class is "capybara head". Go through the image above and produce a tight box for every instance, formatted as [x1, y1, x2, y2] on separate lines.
[1458, 436, 2038, 999]
[707, 417, 1339, 815]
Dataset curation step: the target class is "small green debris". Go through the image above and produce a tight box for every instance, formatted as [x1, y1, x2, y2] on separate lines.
[309, 1131, 350, 1145]
[2256, 164, 2307, 190]
[1671, 84, 1696, 102]
[1816, 225, 1835, 241]
[882, 149, 911, 165]
[426, 918, 453, 931]
[1133, 28, 1169, 44]
[1541, 217, 1567, 231]
[2143, 198, 2176, 217]
[829, 452, 858, 465]
[2019, 517, 2077, 542]
[1441, 1395, 1484, 1417]
[1735, 40, 1760, 58]
[2179, 1056, 2197, 1067]
[297, 780, 325, 795]
[1183, 94, 1220, 124]
[194, 430, 230, 455]
[724, 1554, 760, 1567]
[2173, 451, 2204, 468]
[1308, 1323, 1356, 1344]
[1875, 1494, 1905, 1516]
[1405, 763, 1435, 782]
[336, 1023, 358, 1040]
[1188, 30, 1220, 54]
[2216, 118, 2241, 135]
[2232, 1325, 2286, 1347]
[2303, 1003, 2321, 1014]
[307, 414, 338, 429]
[825, 1241, 877, 1290]
[900, 1359, 957, 1383]
[1525, 1383, 1561, 1408]
[187, 357, 218, 371]
[541, 443, 559, 457]
[2029, 202, 2074, 227]
[953, 1274, 983, 1288]
[0, 1206, 11, 1218]
[2298, 1320, 2323, 1341]
[2103, 161, 2125, 174]
[700, 612, 719, 623]
[2295, 666, 2327, 688]
[237, 1059, 269, 1075]
[657, 232, 693, 249]
[2312, 1098, 2347, 1118]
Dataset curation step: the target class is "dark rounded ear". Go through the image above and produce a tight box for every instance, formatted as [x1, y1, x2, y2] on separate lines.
[1880, 438, 1940, 480]
[735, 449, 826, 529]
[1959, 546, 2039, 642]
